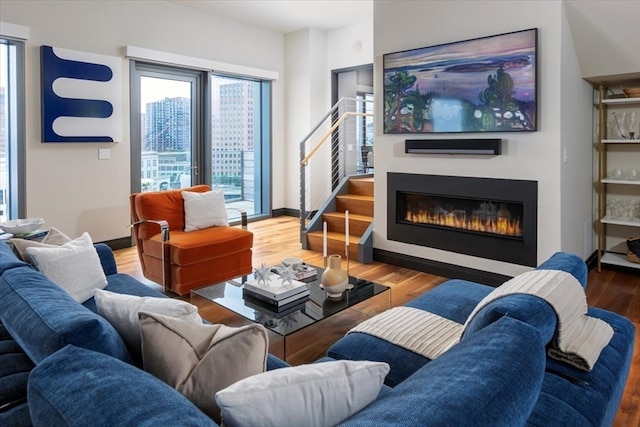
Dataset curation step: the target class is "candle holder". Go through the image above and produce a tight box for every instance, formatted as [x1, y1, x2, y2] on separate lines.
[345, 242, 354, 290]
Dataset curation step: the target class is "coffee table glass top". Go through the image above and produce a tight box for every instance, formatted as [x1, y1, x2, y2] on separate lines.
[191, 265, 389, 337]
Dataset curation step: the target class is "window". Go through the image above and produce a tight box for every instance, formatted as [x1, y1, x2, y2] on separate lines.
[0, 38, 25, 223]
[130, 62, 272, 221]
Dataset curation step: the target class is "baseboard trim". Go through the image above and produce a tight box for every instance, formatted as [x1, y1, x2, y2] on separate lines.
[272, 208, 298, 217]
[99, 236, 132, 251]
[585, 251, 598, 270]
[373, 248, 512, 287]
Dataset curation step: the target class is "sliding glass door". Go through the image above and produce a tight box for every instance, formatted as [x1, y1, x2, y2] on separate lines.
[130, 63, 271, 221]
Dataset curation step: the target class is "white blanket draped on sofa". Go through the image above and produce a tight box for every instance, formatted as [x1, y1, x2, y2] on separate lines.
[348, 269, 614, 371]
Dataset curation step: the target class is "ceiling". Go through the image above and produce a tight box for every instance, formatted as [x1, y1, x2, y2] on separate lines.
[172, 0, 374, 34]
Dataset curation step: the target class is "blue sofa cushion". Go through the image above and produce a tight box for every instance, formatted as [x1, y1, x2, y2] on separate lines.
[0, 266, 131, 365]
[82, 273, 167, 313]
[340, 316, 546, 426]
[0, 322, 33, 426]
[28, 345, 218, 427]
[0, 241, 28, 274]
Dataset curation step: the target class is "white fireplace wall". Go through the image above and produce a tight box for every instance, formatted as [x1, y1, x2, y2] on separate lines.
[373, 1, 592, 277]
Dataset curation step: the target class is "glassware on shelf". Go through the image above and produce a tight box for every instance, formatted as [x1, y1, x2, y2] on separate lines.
[628, 111, 637, 139]
[612, 112, 629, 139]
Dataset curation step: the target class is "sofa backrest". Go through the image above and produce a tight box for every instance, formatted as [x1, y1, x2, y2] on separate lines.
[340, 316, 546, 426]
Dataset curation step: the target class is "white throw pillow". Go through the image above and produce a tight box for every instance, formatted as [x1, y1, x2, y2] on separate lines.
[94, 288, 203, 357]
[215, 360, 390, 427]
[25, 232, 107, 303]
[183, 189, 228, 231]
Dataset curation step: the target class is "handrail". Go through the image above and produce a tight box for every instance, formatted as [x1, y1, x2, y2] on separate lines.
[297, 97, 348, 153]
[300, 111, 373, 166]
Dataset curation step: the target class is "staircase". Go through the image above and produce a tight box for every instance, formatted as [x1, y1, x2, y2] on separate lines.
[305, 176, 374, 262]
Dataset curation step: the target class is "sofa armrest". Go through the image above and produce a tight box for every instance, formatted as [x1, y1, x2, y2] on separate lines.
[94, 243, 118, 276]
[536, 252, 587, 288]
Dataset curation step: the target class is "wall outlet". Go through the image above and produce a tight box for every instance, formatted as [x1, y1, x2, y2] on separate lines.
[98, 148, 111, 160]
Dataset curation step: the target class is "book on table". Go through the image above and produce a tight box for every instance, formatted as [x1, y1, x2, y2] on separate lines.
[271, 264, 318, 282]
[243, 293, 310, 318]
[243, 275, 310, 301]
[242, 287, 310, 308]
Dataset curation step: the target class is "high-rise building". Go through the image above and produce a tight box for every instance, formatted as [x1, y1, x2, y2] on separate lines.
[145, 97, 191, 152]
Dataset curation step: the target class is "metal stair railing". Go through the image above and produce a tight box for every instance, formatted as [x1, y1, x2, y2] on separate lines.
[298, 97, 373, 242]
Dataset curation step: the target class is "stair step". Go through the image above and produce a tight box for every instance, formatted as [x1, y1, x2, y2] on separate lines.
[348, 177, 374, 197]
[307, 231, 359, 259]
[336, 195, 374, 217]
[322, 212, 372, 236]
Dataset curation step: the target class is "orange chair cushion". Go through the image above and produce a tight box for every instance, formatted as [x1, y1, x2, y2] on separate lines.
[141, 227, 253, 266]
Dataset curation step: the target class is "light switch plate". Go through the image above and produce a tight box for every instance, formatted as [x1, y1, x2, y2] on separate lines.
[98, 148, 111, 160]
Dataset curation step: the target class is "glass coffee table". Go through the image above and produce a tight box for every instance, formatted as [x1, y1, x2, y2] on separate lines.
[191, 265, 390, 362]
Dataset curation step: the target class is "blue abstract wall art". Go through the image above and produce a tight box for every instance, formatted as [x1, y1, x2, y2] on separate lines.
[41, 45, 122, 142]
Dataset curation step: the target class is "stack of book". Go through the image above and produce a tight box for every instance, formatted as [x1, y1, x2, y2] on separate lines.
[243, 276, 310, 315]
[271, 264, 317, 282]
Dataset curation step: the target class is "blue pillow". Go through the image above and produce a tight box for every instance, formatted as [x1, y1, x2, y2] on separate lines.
[0, 266, 131, 364]
[28, 345, 217, 427]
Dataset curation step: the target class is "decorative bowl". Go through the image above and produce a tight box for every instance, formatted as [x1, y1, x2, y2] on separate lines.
[282, 256, 303, 270]
[622, 87, 640, 98]
[0, 218, 45, 236]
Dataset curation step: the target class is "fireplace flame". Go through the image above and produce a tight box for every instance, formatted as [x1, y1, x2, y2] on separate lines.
[406, 210, 522, 237]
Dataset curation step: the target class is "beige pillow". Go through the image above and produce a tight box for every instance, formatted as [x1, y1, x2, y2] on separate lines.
[25, 232, 107, 303]
[182, 189, 229, 231]
[215, 360, 390, 427]
[94, 289, 203, 358]
[11, 227, 72, 263]
[139, 312, 268, 423]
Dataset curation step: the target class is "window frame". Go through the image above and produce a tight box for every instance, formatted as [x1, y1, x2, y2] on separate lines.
[0, 37, 26, 221]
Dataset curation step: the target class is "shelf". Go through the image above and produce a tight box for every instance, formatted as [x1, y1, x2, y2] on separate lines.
[602, 139, 640, 144]
[601, 252, 640, 270]
[601, 178, 640, 185]
[603, 97, 640, 105]
[601, 216, 640, 227]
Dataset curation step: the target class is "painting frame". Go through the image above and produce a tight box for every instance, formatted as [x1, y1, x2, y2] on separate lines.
[383, 28, 538, 134]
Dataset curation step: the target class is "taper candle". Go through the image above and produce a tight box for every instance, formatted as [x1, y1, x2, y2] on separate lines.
[345, 210, 349, 251]
[323, 221, 327, 258]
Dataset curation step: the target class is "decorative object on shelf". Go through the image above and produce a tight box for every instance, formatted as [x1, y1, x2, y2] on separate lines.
[612, 112, 630, 139]
[627, 237, 640, 264]
[320, 254, 348, 300]
[0, 218, 45, 236]
[254, 262, 272, 286]
[628, 111, 637, 139]
[622, 86, 640, 98]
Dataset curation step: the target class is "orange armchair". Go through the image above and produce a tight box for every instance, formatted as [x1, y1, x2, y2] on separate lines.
[130, 185, 253, 296]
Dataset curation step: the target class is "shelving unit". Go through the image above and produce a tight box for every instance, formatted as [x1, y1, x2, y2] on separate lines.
[595, 85, 640, 272]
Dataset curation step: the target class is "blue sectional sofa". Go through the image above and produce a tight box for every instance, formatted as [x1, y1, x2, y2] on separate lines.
[0, 239, 634, 426]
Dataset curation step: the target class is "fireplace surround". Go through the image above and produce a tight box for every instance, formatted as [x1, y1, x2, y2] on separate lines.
[387, 173, 538, 266]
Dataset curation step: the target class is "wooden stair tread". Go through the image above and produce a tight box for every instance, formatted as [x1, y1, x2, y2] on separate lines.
[323, 212, 373, 222]
[308, 230, 361, 244]
[336, 194, 373, 201]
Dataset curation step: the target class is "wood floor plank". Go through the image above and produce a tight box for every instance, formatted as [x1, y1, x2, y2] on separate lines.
[114, 216, 639, 426]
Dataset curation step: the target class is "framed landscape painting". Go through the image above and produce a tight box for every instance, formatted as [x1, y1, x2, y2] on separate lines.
[383, 28, 538, 134]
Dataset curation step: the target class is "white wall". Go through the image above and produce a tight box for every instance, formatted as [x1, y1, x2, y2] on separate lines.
[373, 0, 593, 276]
[564, 0, 640, 80]
[1, 0, 285, 242]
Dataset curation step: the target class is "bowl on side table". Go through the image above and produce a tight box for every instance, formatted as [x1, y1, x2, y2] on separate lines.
[0, 218, 45, 236]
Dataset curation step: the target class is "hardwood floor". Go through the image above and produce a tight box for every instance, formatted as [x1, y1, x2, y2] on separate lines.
[114, 216, 639, 427]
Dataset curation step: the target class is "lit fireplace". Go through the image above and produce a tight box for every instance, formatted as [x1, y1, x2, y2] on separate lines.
[399, 193, 524, 239]
[387, 173, 538, 266]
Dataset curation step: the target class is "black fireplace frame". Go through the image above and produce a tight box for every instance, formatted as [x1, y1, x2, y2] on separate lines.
[387, 173, 538, 266]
